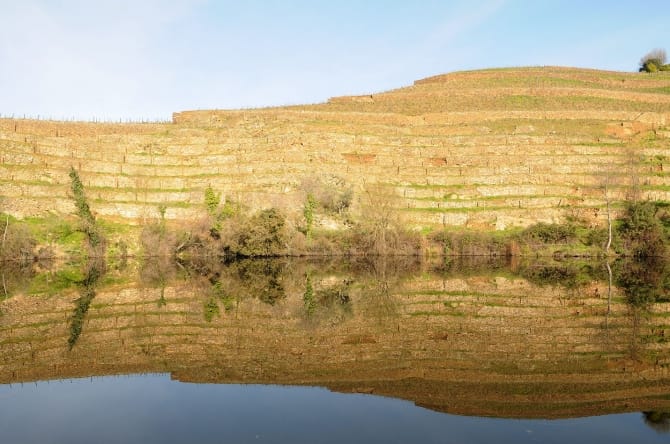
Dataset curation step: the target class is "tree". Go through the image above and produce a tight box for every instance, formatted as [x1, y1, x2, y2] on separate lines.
[69, 167, 105, 252]
[225, 208, 288, 257]
[639, 48, 669, 72]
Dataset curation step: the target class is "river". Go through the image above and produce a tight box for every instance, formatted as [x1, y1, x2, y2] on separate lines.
[1, 257, 669, 443]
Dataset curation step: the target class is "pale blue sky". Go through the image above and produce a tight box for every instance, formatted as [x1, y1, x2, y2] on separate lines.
[1, 0, 668, 121]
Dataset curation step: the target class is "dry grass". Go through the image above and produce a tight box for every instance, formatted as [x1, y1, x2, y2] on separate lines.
[2, 66, 670, 238]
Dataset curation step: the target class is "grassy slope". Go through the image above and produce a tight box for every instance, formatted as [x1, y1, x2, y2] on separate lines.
[1, 66, 670, 257]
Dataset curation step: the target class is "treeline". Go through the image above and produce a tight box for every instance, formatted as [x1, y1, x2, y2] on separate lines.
[141, 183, 423, 264]
[433, 200, 670, 259]
[3, 172, 670, 266]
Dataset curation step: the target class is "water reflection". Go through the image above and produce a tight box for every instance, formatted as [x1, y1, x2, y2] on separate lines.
[643, 411, 670, 434]
[1, 256, 670, 426]
[68, 259, 105, 349]
[1, 374, 668, 444]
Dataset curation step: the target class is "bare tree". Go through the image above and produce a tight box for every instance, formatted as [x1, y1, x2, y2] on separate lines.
[604, 174, 613, 253]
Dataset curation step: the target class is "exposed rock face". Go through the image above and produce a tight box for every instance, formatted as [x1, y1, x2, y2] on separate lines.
[1, 67, 670, 229]
[1, 267, 670, 419]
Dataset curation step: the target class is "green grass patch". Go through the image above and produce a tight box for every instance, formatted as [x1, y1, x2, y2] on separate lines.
[409, 310, 468, 317]
[638, 86, 670, 95]
[503, 95, 548, 108]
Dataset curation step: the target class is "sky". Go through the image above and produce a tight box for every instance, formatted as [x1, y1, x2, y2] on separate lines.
[1, 0, 669, 121]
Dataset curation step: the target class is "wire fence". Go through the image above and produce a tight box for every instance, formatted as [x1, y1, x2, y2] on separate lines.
[0, 113, 172, 124]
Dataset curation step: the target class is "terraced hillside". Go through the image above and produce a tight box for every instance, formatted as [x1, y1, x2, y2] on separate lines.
[1, 265, 670, 419]
[2, 67, 670, 230]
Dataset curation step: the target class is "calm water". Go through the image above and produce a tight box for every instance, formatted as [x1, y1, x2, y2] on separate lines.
[1, 257, 670, 443]
[0, 374, 667, 444]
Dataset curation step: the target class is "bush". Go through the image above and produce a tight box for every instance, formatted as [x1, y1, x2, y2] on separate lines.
[584, 227, 609, 248]
[302, 176, 353, 215]
[203, 298, 220, 322]
[303, 193, 317, 239]
[640, 48, 668, 73]
[617, 201, 667, 257]
[643, 61, 659, 73]
[203, 187, 238, 238]
[431, 230, 509, 256]
[140, 222, 178, 258]
[521, 223, 576, 244]
[348, 221, 422, 256]
[0, 216, 36, 263]
[220, 208, 288, 257]
[204, 186, 220, 217]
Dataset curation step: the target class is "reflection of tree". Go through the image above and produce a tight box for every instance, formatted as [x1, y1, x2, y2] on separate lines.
[518, 261, 607, 291]
[259, 273, 284, 306]
[613, 257, 669, 362]
[203, 297, 220, 322]
[0, 261, 35, 300]
[643, 411, 670, 433]
[211, 259, 287, 306]
[139, 258, 177, 308]
[302, 272, 353, 324]
[356, 258, 407, 322]
[615, 257, 669, 307]
[303, 273, 315, 317]
[68, 259, 106, 350]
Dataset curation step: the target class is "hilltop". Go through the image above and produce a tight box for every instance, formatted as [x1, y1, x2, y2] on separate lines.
[1, 66, 670, 255]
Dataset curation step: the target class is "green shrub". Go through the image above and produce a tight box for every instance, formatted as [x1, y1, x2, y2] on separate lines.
[220, 208, 288, 257]
[203, 298, 220, 322]
[640, 49, 667, 73]
[204, 186, 220, 217]
[204, 187, 239, 238]
[303, 193, 317, 239]
[617, 201, 667, 257]
[583, 227, 609, 248]
[644, 61, 659, 73]
[521, 223, 576, 244]
[245, 208, 287, 257]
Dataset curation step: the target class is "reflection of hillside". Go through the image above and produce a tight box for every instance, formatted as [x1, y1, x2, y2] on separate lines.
[1, 260, 670, 419]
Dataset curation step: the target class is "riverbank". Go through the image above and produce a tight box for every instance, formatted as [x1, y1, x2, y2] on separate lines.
[2, 196, 668, 266]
